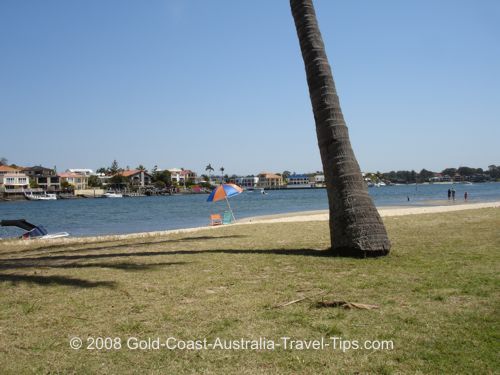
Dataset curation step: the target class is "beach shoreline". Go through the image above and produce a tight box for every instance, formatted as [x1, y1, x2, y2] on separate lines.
[239, 200, 500, 224]
[3, 200, 496, 244]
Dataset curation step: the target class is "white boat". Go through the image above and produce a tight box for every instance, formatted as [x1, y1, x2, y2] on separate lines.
[103, 192, 123, 198]
[24, 192, 57, 200]
[1, 219, 69, 240]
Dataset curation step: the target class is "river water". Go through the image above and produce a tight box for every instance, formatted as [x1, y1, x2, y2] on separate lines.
[1, 182, 499, 238]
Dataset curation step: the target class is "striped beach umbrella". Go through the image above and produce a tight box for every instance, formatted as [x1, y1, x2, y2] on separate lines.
[207, 183, 243, 221]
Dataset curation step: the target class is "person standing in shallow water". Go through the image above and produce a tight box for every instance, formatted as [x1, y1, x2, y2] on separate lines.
[452, 188, 456, 201]
[448, 189, 451, 200]
[464, 191, 468, 201]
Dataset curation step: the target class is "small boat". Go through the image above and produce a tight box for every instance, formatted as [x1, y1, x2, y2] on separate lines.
[1, 219, 69, 239]
[103, 192, 123, 198]
[24, 191, 57, 200]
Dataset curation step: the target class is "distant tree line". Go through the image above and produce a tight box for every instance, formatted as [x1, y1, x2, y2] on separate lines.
[487, 165, 500, 179]
[2, 156, 499, 184]
[92, 160, 173, 190]
[378, 166, 498, 184]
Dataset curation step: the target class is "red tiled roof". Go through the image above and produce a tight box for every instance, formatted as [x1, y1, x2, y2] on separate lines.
[119, 170, 151, 177]
[0, 165, 20, 172]
[120, 169, 140, 177]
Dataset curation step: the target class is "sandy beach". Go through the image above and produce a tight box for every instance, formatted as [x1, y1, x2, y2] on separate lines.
[239, 200, 500, 225]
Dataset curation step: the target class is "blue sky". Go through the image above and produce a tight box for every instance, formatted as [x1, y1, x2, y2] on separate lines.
[1, 0, 499, 175]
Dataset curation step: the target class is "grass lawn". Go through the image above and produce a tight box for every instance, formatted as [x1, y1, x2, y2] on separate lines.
[0, 208, 498, 374]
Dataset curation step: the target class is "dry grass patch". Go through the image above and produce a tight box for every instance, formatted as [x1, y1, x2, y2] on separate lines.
[0, 208, 498, 374]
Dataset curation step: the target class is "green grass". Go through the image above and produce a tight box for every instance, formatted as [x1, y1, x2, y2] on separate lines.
[0, 208, 498, 374]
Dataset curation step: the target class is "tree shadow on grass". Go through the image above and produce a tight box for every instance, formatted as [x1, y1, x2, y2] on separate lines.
[2, 248, 331, 266]
[0, 235, 248, 257]
[0, 261, 189, 271]
[0, 273, 116, 288]
[0, 259, 189, 288]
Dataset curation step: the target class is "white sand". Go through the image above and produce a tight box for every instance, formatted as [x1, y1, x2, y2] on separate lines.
[237, 201, 500, 225]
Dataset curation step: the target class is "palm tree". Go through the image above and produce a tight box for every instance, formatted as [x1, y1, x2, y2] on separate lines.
[205, 163, 214, 185]
[290, 0, 390, 257]
[220, 166, 225, 183]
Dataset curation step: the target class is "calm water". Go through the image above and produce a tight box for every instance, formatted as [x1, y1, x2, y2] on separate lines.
[1, 182, 499, 238]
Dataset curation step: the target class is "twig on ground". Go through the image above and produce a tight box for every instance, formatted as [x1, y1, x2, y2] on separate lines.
[273, 290, 329, 308]
[315, 300, 379, 310]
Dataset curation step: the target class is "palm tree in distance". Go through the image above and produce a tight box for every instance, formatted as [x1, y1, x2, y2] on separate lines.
[205, 163, 214, 185]
[220, 167, 225, 184]
[290, 0, 390, 257]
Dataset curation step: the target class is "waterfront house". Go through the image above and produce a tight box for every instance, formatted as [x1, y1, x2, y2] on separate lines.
[287, 174, 312, 188]
[58, 172, 89, 190]
[429, 173, 453, 183]
[208, 175, 224, 186]
[0, 172, 30, 193]
[257, 172, 283, 189]
[96, 173, 112, 187]
[180, 169, 197, 184]
[168, 168, 197, 185]
[0, 165, 21, 176]
[22, 166, 60, 191]
[118, 169, 152, 187]
[314, 174, 325, 187]
[235, 176, 259, 189]
[68, 168, 94, 176]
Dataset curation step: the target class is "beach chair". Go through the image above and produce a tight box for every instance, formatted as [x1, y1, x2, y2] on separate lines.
[222, 211, 233, 225]
[210, 214, 222, 226]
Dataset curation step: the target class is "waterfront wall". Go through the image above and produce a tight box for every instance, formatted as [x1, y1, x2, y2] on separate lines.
[75, 189, 105, 197]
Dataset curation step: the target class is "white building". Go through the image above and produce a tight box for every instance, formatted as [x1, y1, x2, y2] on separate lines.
[58, 172, 89, 190]
[67, 169, 94, 176]
[168, 168, 197, 185]
[235, 176, 259, 189]
[314, 174, 325, 187]
[287, 174, 312, 189]
[0, 173, 29, 192]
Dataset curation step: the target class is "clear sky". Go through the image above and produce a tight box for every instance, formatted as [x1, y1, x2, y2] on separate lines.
[1, 0, 499, 176]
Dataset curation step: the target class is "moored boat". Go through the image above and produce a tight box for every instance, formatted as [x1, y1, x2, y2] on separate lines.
[103, 192, 123, 198]
[24, 191, 57, 200]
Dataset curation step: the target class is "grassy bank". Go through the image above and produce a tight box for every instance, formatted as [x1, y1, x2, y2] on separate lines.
[0, 208, 498, 374]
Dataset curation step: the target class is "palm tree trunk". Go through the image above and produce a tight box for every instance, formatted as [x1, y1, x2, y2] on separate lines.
[290, 0, 390, 257]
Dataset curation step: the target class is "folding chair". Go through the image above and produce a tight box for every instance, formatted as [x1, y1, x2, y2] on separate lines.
[210, 214, 222, 226]
[222, 211, 233, 225]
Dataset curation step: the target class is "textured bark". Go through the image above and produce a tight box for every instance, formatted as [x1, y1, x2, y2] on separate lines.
[290, 0, 390, 257]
